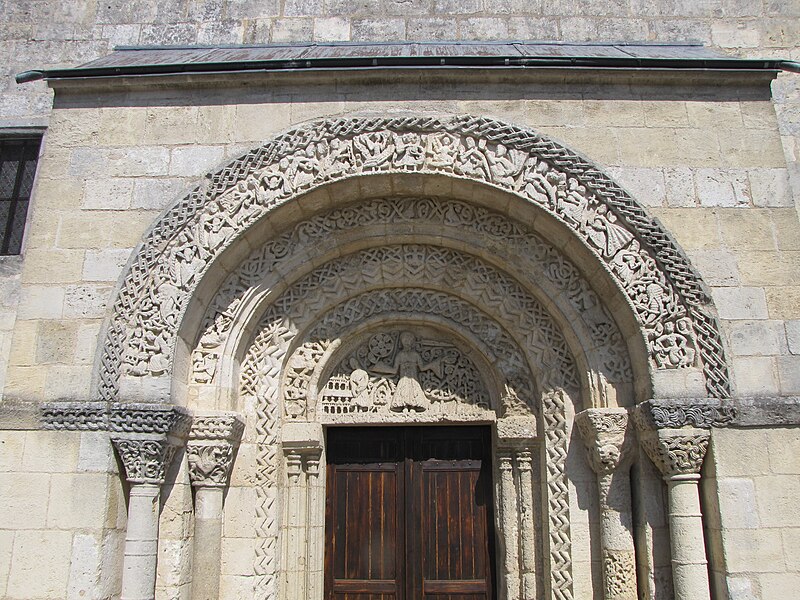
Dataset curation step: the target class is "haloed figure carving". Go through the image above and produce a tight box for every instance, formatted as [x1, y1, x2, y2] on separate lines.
[375, 331, 442, 412]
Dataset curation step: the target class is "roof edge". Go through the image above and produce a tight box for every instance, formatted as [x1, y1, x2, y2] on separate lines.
[17, 51, 796, 85]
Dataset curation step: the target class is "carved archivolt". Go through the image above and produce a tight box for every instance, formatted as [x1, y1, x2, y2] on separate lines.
[239, 244, 579, 398]
[190, 196, 630, 389]
[97, 115, 730, 403]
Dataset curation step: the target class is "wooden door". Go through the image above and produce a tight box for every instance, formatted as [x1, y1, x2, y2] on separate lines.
[325, 426, 496, 600]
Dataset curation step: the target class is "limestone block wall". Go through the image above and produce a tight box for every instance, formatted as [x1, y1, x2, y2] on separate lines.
[0, 429, 126, 599]
[704, 426, 800, 599]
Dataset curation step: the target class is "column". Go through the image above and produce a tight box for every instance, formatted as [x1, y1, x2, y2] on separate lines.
[498, 449, 521, 600]
[186, 414, 245, 600]
[515, 449, 537, 600]
[496, 415, 539, 600]
[637, 425, 711, 600]
[281, 422, 324, 600]
[575, 408, 637, 600]
[305, 451, 324, 600]
[111, 435, 181, 600]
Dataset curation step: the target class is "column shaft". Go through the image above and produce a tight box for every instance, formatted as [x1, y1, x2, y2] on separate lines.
[122, 484, 161, 600]
[515, 450, 537, 600]
[667, 475, 710, 600]
[191, 487, 225, 600]
[306, 453, 323, 600]
[499, 451, 520, 600]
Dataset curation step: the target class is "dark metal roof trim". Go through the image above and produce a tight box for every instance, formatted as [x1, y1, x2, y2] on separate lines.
[16, 41, 795, 84]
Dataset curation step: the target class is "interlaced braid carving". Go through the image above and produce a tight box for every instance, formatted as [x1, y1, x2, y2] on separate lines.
[98, 114, 730, 405]
[190, 196, 630, 387]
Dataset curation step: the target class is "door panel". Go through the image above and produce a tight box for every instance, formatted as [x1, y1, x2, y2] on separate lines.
[325, 427, 495, 600]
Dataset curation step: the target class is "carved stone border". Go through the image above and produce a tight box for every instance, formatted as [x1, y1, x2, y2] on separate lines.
[189, 196, 631, 388]
[42, 401, 191, 435]
[97, 115, 729, 403]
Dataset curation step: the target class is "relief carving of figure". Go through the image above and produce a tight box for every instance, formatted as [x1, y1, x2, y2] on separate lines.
[488, 143, 526, 186]
[455, 137, 491, 180]
[349, 367, 371, 410]
[651, 320, 697, 369]
[582, 204, 635, 259]
[425, 132, 459, 170]
[374, 332, 443, 412]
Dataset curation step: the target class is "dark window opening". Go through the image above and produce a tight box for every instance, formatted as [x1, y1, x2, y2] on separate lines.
[0, 137, 41, 255]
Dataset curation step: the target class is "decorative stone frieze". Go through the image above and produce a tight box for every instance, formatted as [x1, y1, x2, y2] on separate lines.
[638, 398, 736, 430]
[186, 414, 244, 488]
[42, 401, 107, 430]
[42, 401, 191, 435]
[575, 409, 637, 600]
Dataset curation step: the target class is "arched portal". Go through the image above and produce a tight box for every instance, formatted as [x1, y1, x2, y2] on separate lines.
[92, 114, 729, 600]
[96, 114, 729, 409]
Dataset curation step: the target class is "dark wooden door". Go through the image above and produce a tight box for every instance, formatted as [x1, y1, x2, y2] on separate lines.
[325, 426, 496, 600]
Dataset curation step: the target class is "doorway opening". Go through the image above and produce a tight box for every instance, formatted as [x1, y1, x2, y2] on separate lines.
[324, 425, 497, 599]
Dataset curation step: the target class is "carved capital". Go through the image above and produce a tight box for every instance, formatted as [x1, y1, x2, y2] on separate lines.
[575, 408, 632, 476]
[111, 434, 178, 485]
[186, 414, 244, 488]
[637, 399, 736, 430]
[638, 427, 710, 478]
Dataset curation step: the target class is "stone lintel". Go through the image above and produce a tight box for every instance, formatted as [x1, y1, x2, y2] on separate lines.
[281, 421, 324, 452]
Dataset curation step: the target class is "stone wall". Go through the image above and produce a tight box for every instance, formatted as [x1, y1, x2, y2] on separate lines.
[705, 425, 800, 598]
[0, 429, 125, 599]
[3, 1, 799, 194]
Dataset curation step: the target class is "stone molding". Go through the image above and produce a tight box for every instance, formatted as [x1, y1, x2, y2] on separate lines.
[95, 115, 730, 404]
[637, 398, 737, 429]
[42, 401, 191, 434]
[186, 414, 244, 488]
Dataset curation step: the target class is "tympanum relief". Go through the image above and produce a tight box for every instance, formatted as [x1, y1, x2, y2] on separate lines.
[312, 330, 491, 418]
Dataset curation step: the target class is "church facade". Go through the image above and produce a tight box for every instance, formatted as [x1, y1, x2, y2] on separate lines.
[1, 4, 799, 600]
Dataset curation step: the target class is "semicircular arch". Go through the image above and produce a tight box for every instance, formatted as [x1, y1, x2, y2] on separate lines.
[98, 114, 729, 404]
